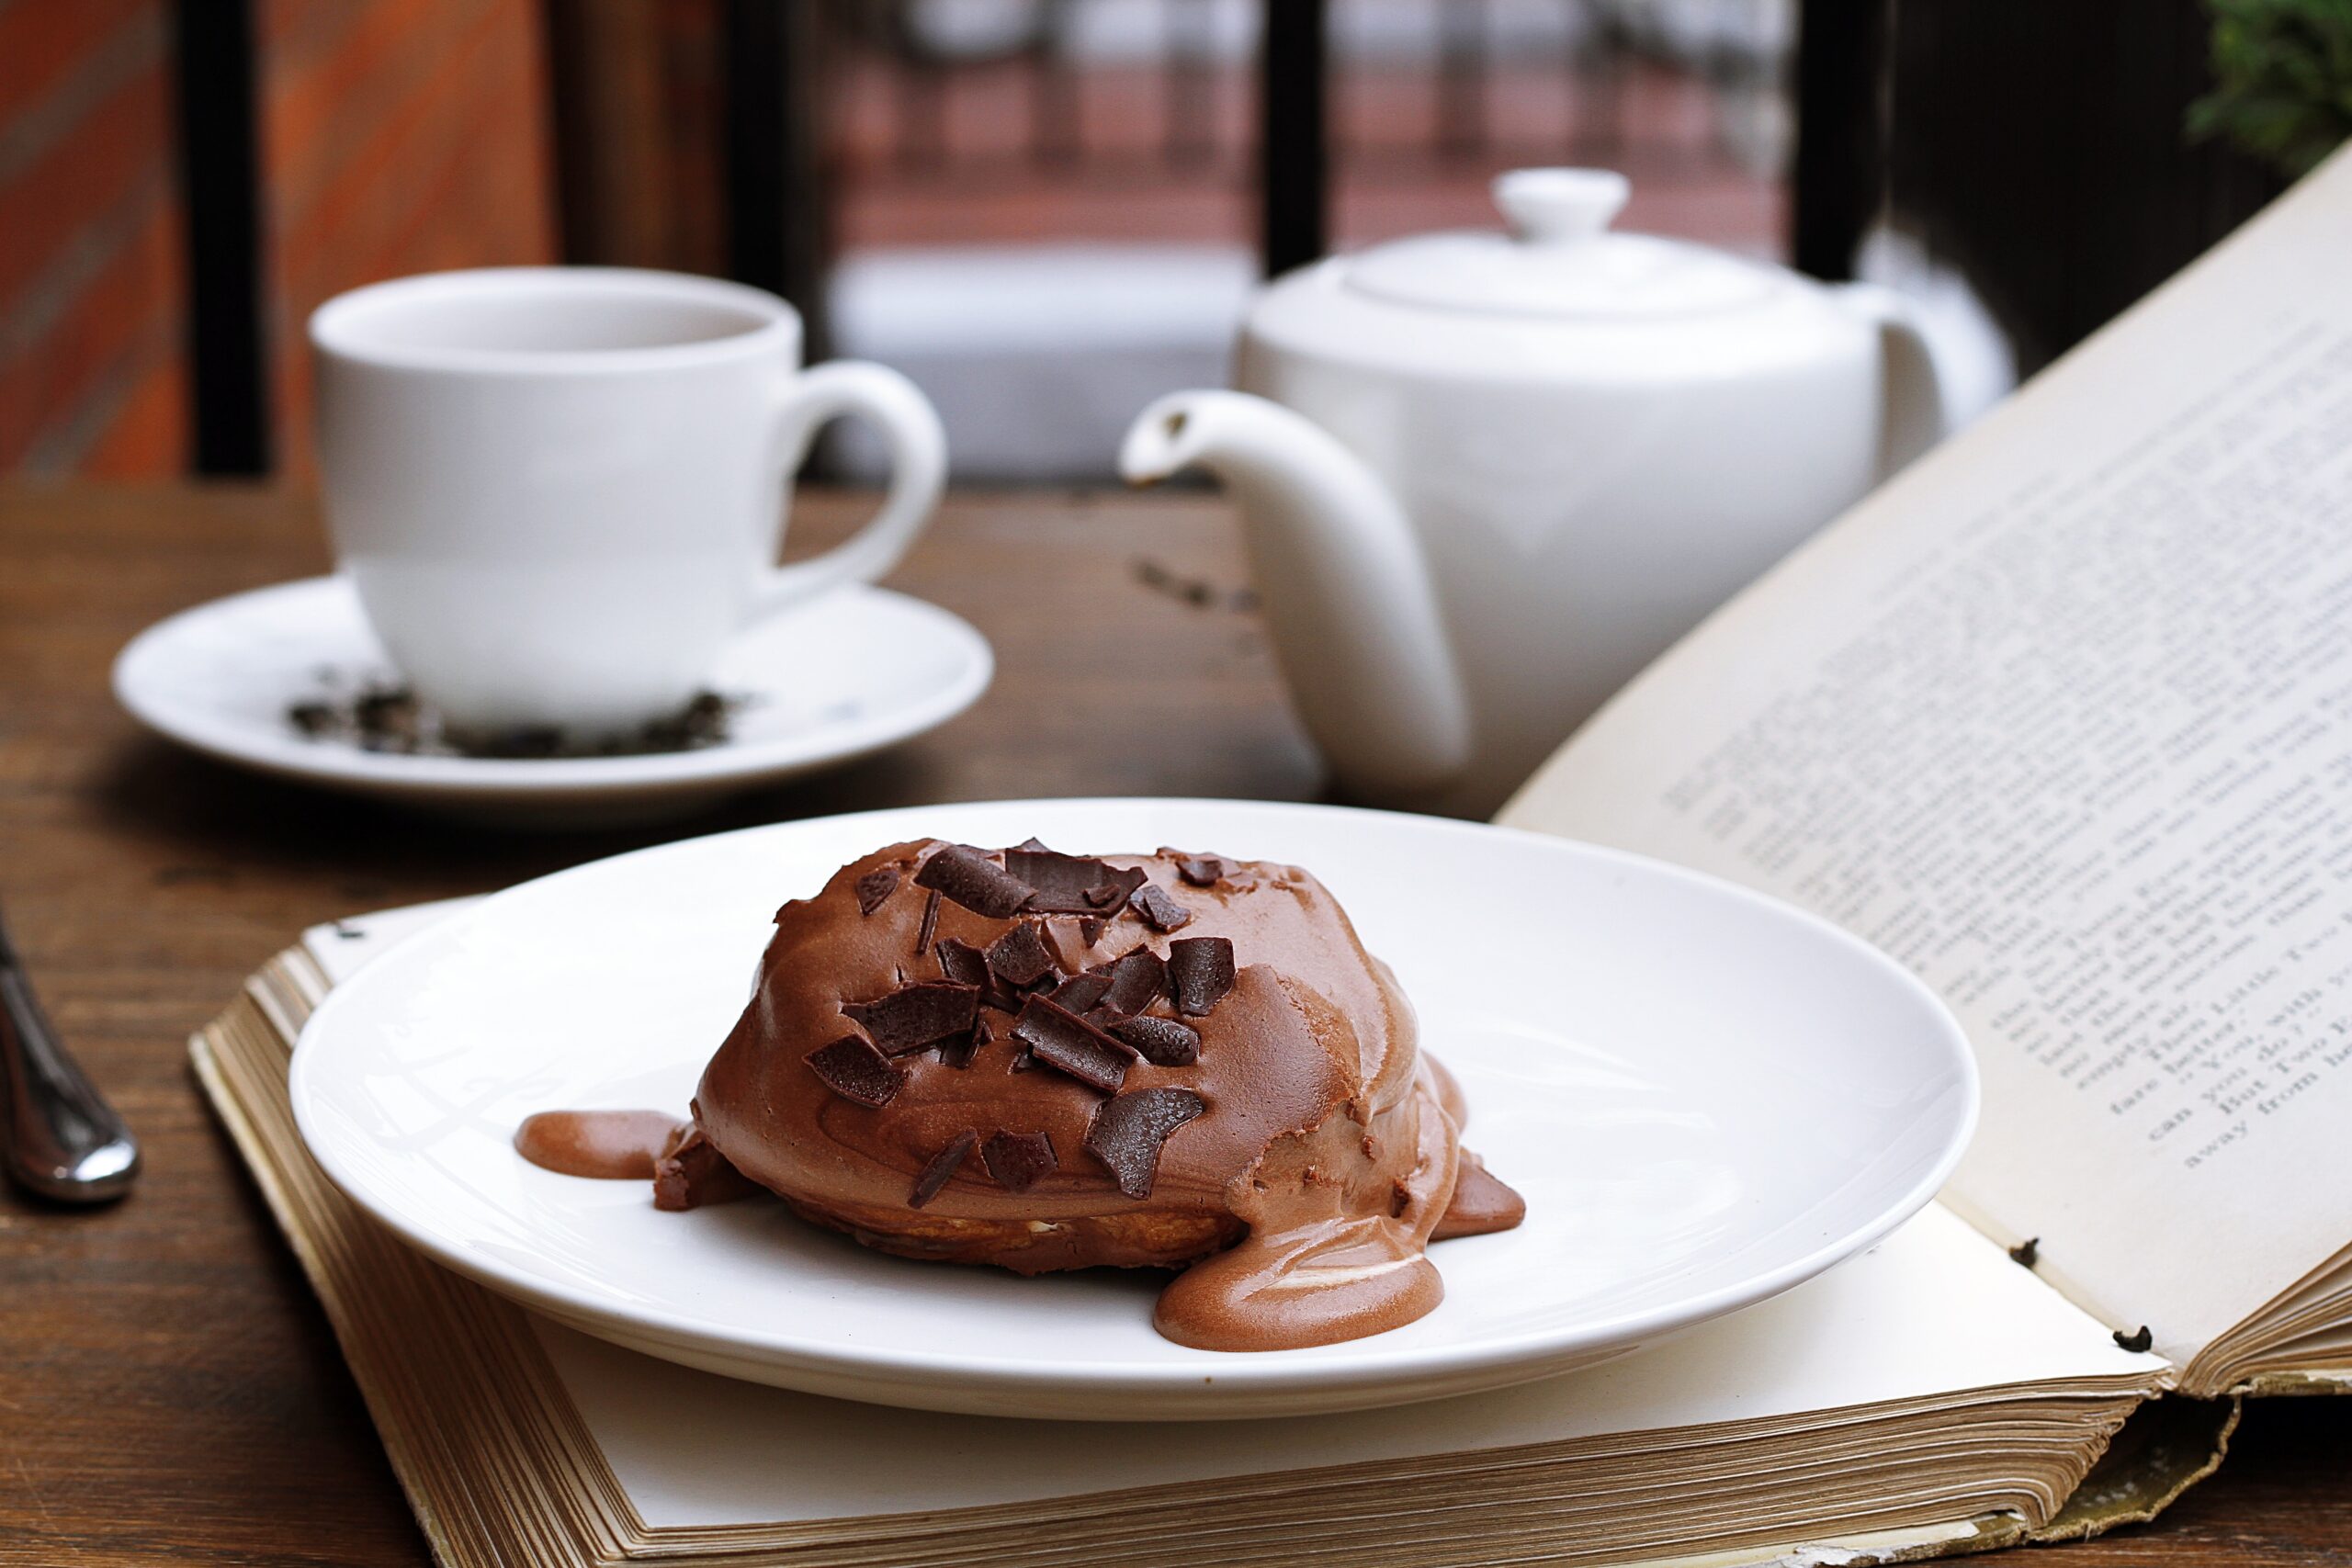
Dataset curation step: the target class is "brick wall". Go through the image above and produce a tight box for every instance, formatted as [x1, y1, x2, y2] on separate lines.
[0, 0, 188, 476]
[258, 0, 557, 475]
[0, 0, 556, 479]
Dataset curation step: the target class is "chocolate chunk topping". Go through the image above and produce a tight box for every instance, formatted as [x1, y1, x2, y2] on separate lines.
[1167, 937, 1235, 1016]
[981, 1130, 1057, 1191]
[1008, 846, 1148, 914]
[842, 982, 980, 1054]
[914, 887, 941, 954]
[1049, 970, 1113, 1013]
[1174, 853, 1227, 887]
[1110, 1013, 1200, 1066]
[1126, 882, 1194, 932]
[935, 938, 989, 989]
[854, 866, 900, 915]
[910, 1129, 978, 1207]
[1011, 836, 1051, 853]
[1011, 997, 1136, 1092]
[915, 843, 1035, 919]
[1085, 1088, 1206, 1199]
[941, 1016, 989, 1070]
[1096, 948, 1168, 1017]
[984, 921, 1056, 987]
[805, 1036, 902, 1107]
[1077, 916, 1106, 946]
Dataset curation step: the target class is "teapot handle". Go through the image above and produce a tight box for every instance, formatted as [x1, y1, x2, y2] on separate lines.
[1838, 282, 1948, 479]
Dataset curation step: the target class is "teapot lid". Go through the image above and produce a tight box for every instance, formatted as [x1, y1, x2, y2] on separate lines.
[1339, 169, 1781, 320]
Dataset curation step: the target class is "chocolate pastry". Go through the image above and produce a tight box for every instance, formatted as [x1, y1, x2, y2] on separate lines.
[523, 839, 1525, 1352]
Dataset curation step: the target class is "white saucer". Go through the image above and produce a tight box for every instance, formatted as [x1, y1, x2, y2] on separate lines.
[289, 798, 1977, 1420]
[112, 576, 992, 825]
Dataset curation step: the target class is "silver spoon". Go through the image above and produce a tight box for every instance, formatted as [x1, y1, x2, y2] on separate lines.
[0, 906, 140, 1202]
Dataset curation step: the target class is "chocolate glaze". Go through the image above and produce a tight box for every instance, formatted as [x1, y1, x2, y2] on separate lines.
[514, 1111, 682, 1180]
[681, 840, 1524, 1350]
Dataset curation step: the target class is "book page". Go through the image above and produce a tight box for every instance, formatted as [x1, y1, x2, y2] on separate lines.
[1499, 146, 2352, 1375]
[544, 1203, 2151, 1529]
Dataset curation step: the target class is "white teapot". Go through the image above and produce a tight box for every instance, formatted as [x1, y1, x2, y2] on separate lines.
[1121, 168, 1944, 818]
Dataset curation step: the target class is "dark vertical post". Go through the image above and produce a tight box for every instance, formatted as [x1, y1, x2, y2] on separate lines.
[170, 0, 271, 476]
[1882, 0, 2284, 374]
[723, 0, 830, 360]
[1791, 0, 1890, 282]
[541, 0, 600, 264]
[1259, 0, 1329, 278]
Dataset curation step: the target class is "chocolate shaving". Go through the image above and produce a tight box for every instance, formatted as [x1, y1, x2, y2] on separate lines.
[805, 1036, 902, 1107]
[1008, 846, 1148, 914]
[935, 938, 989, 989]
[1077, 916, 1106, 946]
[941, 1016, 989, 1070]
[1110, 1013, 1200, 1066]
[1011, 997, 1136, 1092]
[1126, 883, 1194, 932]
[913, 887, 942, 954]
[1012, 837, 1051, 853]
[910, 1129, 978, 1207]
[842, 982, 980, 1054]
[915, 844, 1035, 919]
[981, 1130, 1057, 1192]
[985, 921, 1056, 987]
[1168, 937, 1235, 1016]
[2114, 1325, 2154, 1353]
[1085, 1088, 1205, 1199]
[1049, 971, 1113, 1013]
[854, 866, 900, 915]
[1096, 949, 1168, 1018]
[1174, 853, 1227, 887]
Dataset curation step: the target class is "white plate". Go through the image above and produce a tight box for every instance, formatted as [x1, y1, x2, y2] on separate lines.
[290, 798, 1975, 1420]
[112, 576, 991, 827]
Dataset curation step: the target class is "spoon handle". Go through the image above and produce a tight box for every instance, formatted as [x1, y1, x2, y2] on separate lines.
[0, 910, 139, 1203]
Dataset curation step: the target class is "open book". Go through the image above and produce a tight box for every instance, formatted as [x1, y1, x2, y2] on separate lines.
[192, 145, 2351, 1567]
[1502, 138, 2352, 1405]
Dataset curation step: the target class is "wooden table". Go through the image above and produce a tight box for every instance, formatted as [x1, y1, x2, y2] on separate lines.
[0, 482, 2346, 1565]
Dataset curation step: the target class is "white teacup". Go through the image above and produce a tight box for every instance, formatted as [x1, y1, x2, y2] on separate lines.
[311, 267, 946, 738]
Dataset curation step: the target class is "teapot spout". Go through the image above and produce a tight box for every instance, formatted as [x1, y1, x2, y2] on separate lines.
[1120, 390, 1472, 798]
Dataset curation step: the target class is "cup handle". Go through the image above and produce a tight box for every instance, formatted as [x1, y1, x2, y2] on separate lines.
[750, 359, 947, 617]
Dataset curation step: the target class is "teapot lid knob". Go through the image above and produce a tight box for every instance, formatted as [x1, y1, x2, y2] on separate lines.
[1494, 168, 1629, 244]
